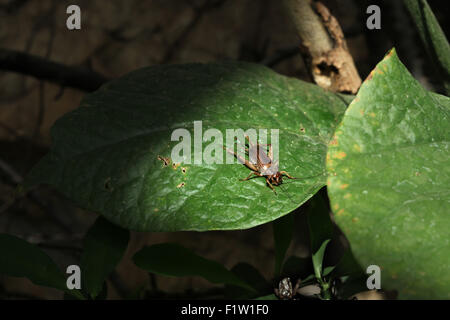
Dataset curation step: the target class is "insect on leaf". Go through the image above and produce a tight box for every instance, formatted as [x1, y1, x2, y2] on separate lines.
[24, 62, 348, 231]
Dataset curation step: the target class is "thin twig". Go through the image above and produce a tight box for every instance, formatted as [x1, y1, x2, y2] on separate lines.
[0, 48, 109, 92]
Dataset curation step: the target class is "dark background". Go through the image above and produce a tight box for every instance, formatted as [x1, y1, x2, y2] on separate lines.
[0, 0, 448, 299]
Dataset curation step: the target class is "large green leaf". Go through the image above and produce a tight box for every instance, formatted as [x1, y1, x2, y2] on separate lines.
[327, 48, 450, 299]
[25, 62, 347, 231]
[0, 234, 83, 299]
[133, 243, 254, 291]
[81, 216, 130, 299]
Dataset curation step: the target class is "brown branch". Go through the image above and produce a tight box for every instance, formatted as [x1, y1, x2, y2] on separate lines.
[0, 48, 109, 92]
[283, 0, 361, 94]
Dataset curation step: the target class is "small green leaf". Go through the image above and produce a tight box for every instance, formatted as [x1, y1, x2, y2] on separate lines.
[327, 48, 450, 299]
[133, 243, 254, 291]
[0, 234, 83, 299]
[404, 0, 450, 94]
[322, 266, 335, 277]
[301, 274, 316, 284]
[273, 212, 294, 276]
[81, 216, 130, 299]
[311, 239, 330, 280]
[24, 62, 348, 232]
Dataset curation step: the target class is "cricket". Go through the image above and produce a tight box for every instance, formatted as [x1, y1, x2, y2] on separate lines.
[223, 135, 296, 194]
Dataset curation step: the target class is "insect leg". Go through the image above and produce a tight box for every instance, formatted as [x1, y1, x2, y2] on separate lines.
[266, 178, 277, 195]
[240, 171, 260, 181]
[223, 146, 258, 171]
[280, 171, 296, 179]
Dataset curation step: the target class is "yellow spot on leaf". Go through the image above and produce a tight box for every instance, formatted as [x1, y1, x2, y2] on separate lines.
[352, 217, 359, 223]
[353, 144, 361, 152]
[369, 112, 376, 117]
[172, 162, 180, 170]
[337, 209, 345, 216]
[334, 151, 347, 159]
[153, 208, 159, 212]
[340, 183, 349, 189]
[333, 203, 339, 211]
[344, 193, 352, 199]
[359, 109, 364, 116]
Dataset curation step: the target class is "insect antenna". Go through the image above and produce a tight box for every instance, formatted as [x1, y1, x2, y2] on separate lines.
[278, 183, 297, 205]
[277, 171, 327, 204]
[280, 172, 327, 185]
